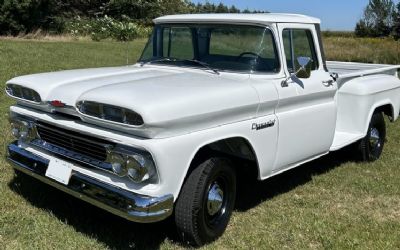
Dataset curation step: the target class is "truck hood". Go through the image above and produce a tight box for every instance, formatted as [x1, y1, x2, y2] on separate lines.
[7, 65, 261, 138]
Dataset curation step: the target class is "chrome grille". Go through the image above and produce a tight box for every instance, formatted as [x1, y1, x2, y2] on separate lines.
[36, 122, 112, 161]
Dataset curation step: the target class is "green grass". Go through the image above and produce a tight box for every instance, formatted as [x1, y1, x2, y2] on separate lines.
[0, 37, 400, 249]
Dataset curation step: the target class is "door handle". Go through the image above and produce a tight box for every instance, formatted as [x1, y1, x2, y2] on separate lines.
[322, 79, 334, 87]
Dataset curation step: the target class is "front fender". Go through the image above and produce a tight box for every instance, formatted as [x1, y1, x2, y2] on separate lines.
[9, 105, 278, 203]
[149, 114, 278, 201]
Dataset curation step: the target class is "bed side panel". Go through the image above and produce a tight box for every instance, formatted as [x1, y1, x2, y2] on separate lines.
[336, 74, 400, 137]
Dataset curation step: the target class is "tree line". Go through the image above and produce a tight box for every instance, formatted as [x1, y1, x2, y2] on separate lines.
[0, 0, 267, 36]
[355, 0, 400, 39]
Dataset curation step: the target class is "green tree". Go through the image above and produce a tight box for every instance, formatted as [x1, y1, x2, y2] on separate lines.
[0, 0, 55, 35]
[392, 2, 400, 39]
[202, 2, 216, 13]
[355, 0, 395, 37]
[355, 20, 372, 37]
[0, 0, 251, 35]
[229, 5, 240, 13]
[216, 3, 228, 13]
[84, 0, 192, 24]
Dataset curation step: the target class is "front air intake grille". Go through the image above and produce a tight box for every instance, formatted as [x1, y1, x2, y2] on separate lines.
[6, 84, 42, 103]
[77, 101, 144, 126]
[36, 122, 112, 161]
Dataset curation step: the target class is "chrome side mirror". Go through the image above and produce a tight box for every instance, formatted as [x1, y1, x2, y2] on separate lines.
[281, 56, 312, 87]
[296, 56, 312, 79]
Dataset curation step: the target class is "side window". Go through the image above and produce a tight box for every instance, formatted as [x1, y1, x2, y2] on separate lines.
[162, 27, 194, 60]
[282, 29, 319, 73]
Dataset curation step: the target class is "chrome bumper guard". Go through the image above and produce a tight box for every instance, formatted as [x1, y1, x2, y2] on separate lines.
[6, 142, 174, 223]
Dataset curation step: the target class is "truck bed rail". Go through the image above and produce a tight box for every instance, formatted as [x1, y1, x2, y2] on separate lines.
[327, 61, 400, 79]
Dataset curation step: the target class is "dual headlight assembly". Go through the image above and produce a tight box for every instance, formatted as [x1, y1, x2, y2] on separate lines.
[106, 147, 157, 183]
[9, 115, 157, 184]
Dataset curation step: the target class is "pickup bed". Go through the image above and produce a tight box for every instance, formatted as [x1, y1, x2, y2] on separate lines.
[327, 61, 400, 150]
[5, 13, 400, 246]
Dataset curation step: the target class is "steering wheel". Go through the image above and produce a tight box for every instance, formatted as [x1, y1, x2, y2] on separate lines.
[237, 52, 260, 60]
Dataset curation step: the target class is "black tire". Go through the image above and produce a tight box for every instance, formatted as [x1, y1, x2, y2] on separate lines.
[175, 157, 236, 246]
[358, 112, 386, 161]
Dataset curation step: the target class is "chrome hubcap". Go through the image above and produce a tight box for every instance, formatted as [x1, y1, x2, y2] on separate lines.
[370, 127, 381, 149]
[207, 182, 224, 216]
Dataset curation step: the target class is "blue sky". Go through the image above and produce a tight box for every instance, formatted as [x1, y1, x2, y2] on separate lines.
[192, 0, 398, 31]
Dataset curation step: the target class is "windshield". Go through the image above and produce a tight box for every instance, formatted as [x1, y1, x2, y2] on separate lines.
[139, 24, 280, 73]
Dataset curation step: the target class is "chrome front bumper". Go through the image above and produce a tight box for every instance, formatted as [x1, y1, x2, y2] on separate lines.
[6, 142, 174, 223]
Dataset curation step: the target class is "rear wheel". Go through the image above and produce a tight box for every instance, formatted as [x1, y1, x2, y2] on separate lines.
[358, 112, 386, 161]
[175, 157, 236, 246]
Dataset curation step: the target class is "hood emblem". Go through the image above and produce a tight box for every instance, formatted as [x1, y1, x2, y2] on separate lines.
[49, 100, 66, 108]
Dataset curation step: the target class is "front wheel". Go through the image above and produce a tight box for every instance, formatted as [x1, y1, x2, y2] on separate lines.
[358, 112, 386, 161]
[175, 157, 236, 246]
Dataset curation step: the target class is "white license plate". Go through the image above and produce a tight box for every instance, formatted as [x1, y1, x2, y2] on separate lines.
[45, 158, 73, 185]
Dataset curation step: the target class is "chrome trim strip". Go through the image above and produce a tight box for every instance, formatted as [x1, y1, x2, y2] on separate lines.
[31, 139, 114, 173]
[7, 142, 174, 223]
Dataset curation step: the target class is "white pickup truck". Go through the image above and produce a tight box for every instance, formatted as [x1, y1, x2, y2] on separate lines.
[5, 14, 400, 246]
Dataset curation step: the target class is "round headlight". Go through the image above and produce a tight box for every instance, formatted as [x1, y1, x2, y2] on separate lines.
[105, 147, 157, 183]
[126, 155, 150, 183]
[108, 153, 127, 177]
[11, 121, 21, 138]
[10, 119, 34, 142]
[11, 127, 20, 138]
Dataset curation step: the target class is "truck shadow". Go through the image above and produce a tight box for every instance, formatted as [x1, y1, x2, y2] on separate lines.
[8, 146, 357, 249]
[235, 145, 358, 211]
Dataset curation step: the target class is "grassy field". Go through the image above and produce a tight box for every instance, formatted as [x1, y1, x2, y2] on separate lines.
[0, 37, 400, 249]
[324, 36, 400, 64]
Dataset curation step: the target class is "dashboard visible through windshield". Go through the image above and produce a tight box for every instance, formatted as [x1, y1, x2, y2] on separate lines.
[139, 24, 281, 73]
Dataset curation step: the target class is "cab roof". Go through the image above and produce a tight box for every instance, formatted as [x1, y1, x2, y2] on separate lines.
[154, 13, 321, 25]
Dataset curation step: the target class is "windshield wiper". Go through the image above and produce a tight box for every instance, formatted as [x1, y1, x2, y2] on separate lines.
[182, 59, 220, 75]
[140, 58, 219, 75]
[139, 57, 175, 66]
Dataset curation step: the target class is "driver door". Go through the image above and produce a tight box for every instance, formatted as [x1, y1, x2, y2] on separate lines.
[272, 23, 337, 172]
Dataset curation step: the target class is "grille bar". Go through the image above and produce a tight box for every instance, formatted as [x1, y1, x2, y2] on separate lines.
[38, 134, 105, 160]
[38, 128, 105, 151]
[36, 122, 113, 161]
